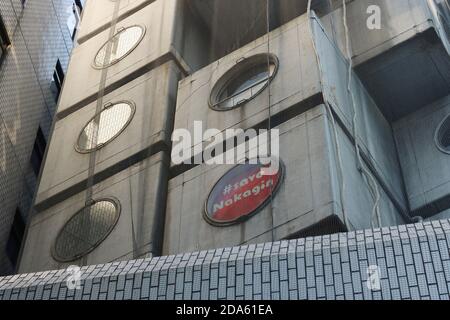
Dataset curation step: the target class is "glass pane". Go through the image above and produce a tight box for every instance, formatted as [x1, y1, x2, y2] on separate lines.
[94, 26, 144, 68]
[78, 102, 133, 152]
[215, 58, 276, 109]
[437, 116, 450, 152]
[54, 200, 119, 261]
[225, 65, 269, 97]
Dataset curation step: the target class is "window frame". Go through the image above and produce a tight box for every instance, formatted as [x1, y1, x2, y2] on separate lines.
[75, 100, 136, 154]
[52, 197, 121, 262]
[0, 13, 11, 67]
[6, 209, 26, 268]
[51, 59, 65, 103]
[92, 25, 146, 70]
[70, 1, 83, 40]
[30, 126, 47, 177]
[435, 114, 450, 154]
[208, 53, 279, 111]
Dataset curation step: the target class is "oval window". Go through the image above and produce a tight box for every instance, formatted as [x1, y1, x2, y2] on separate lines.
[435, 114, 450, 154]
[93, 25, 145, 69]
[209, 54, 279, 110]
[76, 101, 135, 153]
[53, 198, 120, 262]
[204, 159, 284, 226]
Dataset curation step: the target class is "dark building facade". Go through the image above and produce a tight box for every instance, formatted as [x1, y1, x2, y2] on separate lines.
[0, 0, 84, 275]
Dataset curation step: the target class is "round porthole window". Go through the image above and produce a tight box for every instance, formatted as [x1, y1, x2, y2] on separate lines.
[93, 25, 145, 69]
[76, 101, 135, 153]
[435, 114, 450, 154]
[209, 53, 279, 111]
[53, 198, 120, 262]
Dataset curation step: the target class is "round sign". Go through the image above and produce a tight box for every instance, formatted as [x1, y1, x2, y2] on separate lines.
[204, 160, 284, 226]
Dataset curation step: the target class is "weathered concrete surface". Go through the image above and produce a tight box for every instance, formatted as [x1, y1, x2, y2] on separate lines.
[319, 0, 432, 66]
[394, 95, 450, 216]
[312, 15, 408, 214]
[172, 15, 321, 167]
[77, 0, 155, 44]
[35, 62, 180, 211]
[164, 105, 405, 256]
[20, 153, 169, 274]
[172, 13, 409, 222]
[58, 0, 199, 118]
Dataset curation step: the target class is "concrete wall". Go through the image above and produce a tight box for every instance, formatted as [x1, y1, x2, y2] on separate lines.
[77, 0, 155, 44]
[394, 95, 450, 216]
[312, 15, 408, 213]
[172, 13, 408, 223]
[318, 1, 450, 122]
[78, 0, 210, 72]
[19, 153, 169, 274]
[335, 123, 405, 230]
[186, 0, 312, 62]
[35, 62, 180, 211]
[427, 209, 450, 221]
[164, 105, 404, 256]
[318, 0, 432, 66]
[165, 107, 337, 256]
[58, 0, 201, 119]
[172, 14, 321, 163]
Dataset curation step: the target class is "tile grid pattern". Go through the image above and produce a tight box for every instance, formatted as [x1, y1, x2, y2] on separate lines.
[0, 0, 81, 275]
[1, 219, 449, 300]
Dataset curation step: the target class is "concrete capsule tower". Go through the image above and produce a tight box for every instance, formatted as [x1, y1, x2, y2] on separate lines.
[16, 0, 450, 286]
[163, 12, 411, 255]
[19, 0, 206, 273]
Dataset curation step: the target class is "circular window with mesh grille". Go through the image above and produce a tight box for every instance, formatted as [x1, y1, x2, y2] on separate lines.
[76, 101, 135, 153]
[93, 25, 145, 69]
[52, 198, 121, 262]
[209, 53, 279, 111]
[435, 114, 450, 154]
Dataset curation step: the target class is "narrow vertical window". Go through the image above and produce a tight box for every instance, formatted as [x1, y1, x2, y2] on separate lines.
[0, 13, 11, 67]
[50, 59, 65, 103]
[67, 1, 82, 40]
[30, 126, 47, 177]
[74, 0, 83, 12]
[6, 209, 26, 269]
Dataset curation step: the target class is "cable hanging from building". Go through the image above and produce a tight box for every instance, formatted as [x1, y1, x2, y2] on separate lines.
[266, 0, 276, 242]
[307, 0, 422, 228]
[82, 0, 122, 266]
[341, 0, 382, 228]
[307, 0, 350, 230]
